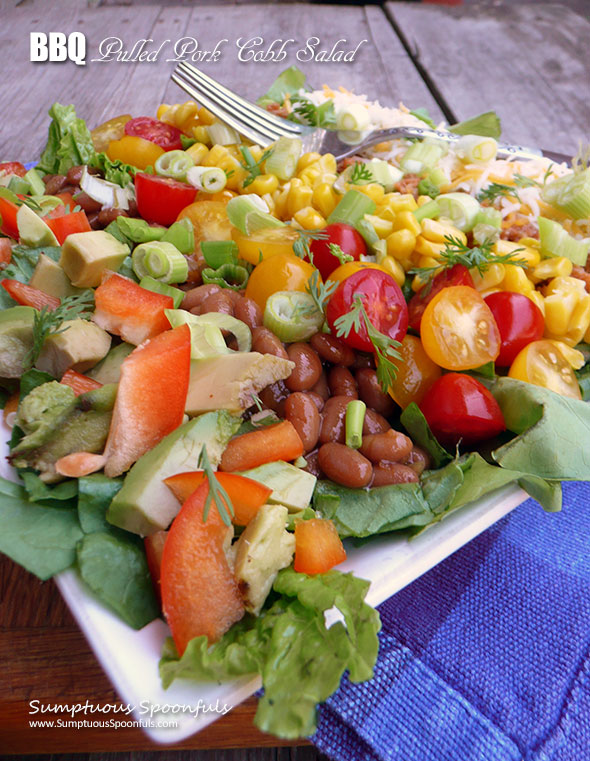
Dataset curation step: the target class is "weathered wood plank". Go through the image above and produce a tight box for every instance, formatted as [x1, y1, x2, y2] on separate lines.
[386, 1, 590, 155]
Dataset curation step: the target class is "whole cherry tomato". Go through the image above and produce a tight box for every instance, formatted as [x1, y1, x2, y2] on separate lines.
[484, 291, 545, 367]
[124, 116, 183, 151]
[408, 263, 475, 332]
[309, 223, 367, 280]
[135, 173, 197, 226]
[508, 339, 582, 399]
[326, 268, 408, 353]
[419, 373, 506, 448]
[245, 252, 316, 311]
[107, 135, 164, 171]
[387, 334, 442, 408]
[0, 162, 27, 178]
[420, 285, 501, 370]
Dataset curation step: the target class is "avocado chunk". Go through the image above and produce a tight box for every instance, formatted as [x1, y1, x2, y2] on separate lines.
[16, 203, 59, 247]
[29, 254, 80, 300]
[0, 306, 35, 378]
[107, 410, 241, 536]
[13, 381, 77, 453]
[185, 352, 294, 416]
[60, 230, 129, 287]
[35, 319, 111, 378]
[239, 460, 317, 512]
[233, 503, 295, 615]
[86, 342, 134, 384]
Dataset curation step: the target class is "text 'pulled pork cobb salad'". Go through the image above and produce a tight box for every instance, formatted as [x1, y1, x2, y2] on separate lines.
[1, 66, 590, 739]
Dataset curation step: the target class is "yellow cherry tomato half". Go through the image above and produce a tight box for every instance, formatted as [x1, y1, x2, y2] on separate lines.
[508, 339, 582, 399]
[388, 334, 442, 408]
[327, 261, 387, 287]
[420, 285, 501, 370]
[231, 226, 299, 265]
[106, 135, 164, 171]
[177, 201, 233, 248]
[246, 253, 317, 312]
[91, 114, 131, 153]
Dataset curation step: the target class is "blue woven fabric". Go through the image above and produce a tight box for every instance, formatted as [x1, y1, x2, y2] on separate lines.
[311, 481, 590, 761]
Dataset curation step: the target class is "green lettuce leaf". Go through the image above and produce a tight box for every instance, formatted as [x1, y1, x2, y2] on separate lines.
[20, 470, 78, 503]
[78, 473, 123, 533]
[160, 567, 380, 739]
[257, 66, 307, 107]
[37, 103, 96, 175]
[400, 402, 452, 468]
[450, 111, 502, 138]
[88, 152, 139, 188]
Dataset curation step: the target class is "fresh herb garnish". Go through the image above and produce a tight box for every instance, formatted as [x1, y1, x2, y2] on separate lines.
[333, 295, 402, 393]
[513, 173, 540, 188]
[26, 290, 95, 368]
[409, 235, 527, 283]
[306, 269, 338, 315]
[290, 95, 336, 129]
[417, 177, 440, 199]
[239, 146, 273, 188]
[350, 162, 373, 185]
[197, 445, 234, 526]
[293, 228, 329, 261]
[250, 393, 264, 412]
[477, 182, 520, 204]
[328, 243, 353, 266]
[0, 186, 42, 213]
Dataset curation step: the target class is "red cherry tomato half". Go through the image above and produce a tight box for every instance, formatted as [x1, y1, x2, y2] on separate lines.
[408, 263, 475, 332]
[326, 268, 408, 353]
[135, 173, 197, 227]
[309, 223, 367, 280]
[484, 291, 545, 367]
[419, 373, 506, 448]
[0, 162, 27, 178]
[124, 116, 183, 151]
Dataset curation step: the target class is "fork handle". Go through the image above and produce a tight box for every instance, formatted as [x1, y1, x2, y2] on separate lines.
[359, 126, 544, 162]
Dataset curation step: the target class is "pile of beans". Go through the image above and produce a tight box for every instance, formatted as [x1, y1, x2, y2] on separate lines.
[182, 283, 431, 489]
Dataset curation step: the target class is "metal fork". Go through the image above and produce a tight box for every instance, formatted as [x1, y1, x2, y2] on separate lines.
[171, 62, 548, 162]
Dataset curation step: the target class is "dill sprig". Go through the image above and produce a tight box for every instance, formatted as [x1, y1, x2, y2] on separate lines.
[477, 182, 520, 204]
[350, 162, 373, 185]
[306, 269, 338, 315]
[513, 173, 541, 189]
[290, 96, 336, 129]
[409, 235, 528, 284]
[293, 228, 329, 262]
[328, 242, 353, 266]
[239, 146, 273, 188]
[26, 290, 95, 368]
[333, 295, 402, 393]
[198, 445, 234, 526]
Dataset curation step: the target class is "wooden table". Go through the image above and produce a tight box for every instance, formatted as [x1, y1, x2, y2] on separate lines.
[1, 1, 588, 758]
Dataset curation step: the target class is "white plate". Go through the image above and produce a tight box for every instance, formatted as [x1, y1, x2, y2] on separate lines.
[2, 416, 527, 744]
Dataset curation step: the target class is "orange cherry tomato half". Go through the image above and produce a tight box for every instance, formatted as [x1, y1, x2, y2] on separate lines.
[245, 252, 316, 312]
[387, 334, 442, 408]
[420, 285, 501, 371]
[508, 339, 582, 399]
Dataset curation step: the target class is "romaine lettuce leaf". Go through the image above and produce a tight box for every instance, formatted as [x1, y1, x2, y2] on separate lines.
[88, 152, 139, 188]
[37, 103, 95, 175]
[257, 66, 307, 107]
[400, 402, 452, 468]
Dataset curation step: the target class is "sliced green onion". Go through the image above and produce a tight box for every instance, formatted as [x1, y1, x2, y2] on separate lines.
[455, 135, 498, 164]
[23, 168, 46, 196]
[365, 160, 404, 192]
[263, 291, 324, 342]
[538, 216, 589, 266]
[139, 276, 184, 308]
[155, 150, 194, 181]
[207, 123, 241, 146]
[542, 168, 590, 220]
[428, 167, 448, 188]
[117, 216, 166, 243]
[436, 192, 481, 231]
[200, 240, 239, 269]
[345, 399, 366, 449]
[226, 193, 284, 235]
[400, 139, 447, 175]
[161, 218, 194, 255]
[265, 136, 302, 181]
[202, 263, 249, 290]
[413, 199, 441, 223]
[131, 241, 188, 283]
[243, 210, 285, 235]
[337, 129, 366, 146]
[166, 309, 252, 356]
[327, 189, 376, 226]
[472, 207, 502, 244]
[355, 218, 380, 250]
[186, 166, 227, 193]
[336, 104, 370, 132]
[193, 312, 252, 352]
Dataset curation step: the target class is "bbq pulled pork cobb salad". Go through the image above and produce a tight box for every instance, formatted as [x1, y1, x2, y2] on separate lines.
[1, 66, 590, 738]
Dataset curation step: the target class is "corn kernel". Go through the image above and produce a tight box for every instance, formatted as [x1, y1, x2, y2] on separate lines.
[287, 179, 313, 217]
[312, 183, 338, 219]
[261, 193, 276, 215]
[298, 165, 321, 187]
[531, 257, 573, 281]
[242, 173, 279, 196]
[544, 293, 577, 336]
[417, 255, 441, 271]
[470, 263, 506, 292]
[192, 125, 211, 146]
[380, 255, 405, 287]
[420, 219, 467, 246]
[417, 195, 432, 207]
[293, 206, 327, 230]
[411, 273, 430, 292]
[364, 214, 393, 239]
[203, 145, 246, 189]
[501, 264, 534, 294]
[197, 106, 216, 126]
[415, 236, 446, 259]
[185, 142, 209, 165]
[526, 289, 545, 316]
[297, 152, 322, 172]
[493, 239, 540, 268]
[391, 211, 421, 237]
[157, 103, 170, 120]
[386, 229, 416, 261]
[374, 205, 397, 222]
[349, 183, 385, 204]
[317, 154, 337, 174]
[273, 184, 291, 220]
[383, 193, 418, 213]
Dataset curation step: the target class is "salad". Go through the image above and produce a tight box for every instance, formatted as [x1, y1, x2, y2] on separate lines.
[1, 66, 590, 740]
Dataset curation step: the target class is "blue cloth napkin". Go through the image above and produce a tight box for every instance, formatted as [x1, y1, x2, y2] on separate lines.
[312, 481, 590, 761]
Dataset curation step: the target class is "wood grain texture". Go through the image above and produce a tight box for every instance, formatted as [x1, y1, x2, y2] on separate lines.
[386, 1, 590, 155]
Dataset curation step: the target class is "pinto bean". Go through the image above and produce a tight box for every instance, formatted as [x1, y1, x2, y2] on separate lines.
[359, 430, 413, 464]
[306, 391, 325, 412]
[97, 208, 128, 227]
[356, 368, 396, 417]
[310, 370, 330, 401]
[252, 326, 289, 359]
[66, 165, 85, 185]
[319, 395, 350, 444]
[182, 284, 222, 312]
[285, 343, 322, 392]
[363, 408, 391, 435]
[234, 296, 263, 330]
[198, 290, 234, 316]
[43, 174, 67, 195]
[87, 212, 101, 229]
[285, 392, 321, 453]
[352, 352, 375, 370]
[310, 333, 355, 366]
[73, 191, 102, 214]
[371, 462, 418, 487]
[328, 366, 358, 398]
[259, 380, 289, 417]
[318, 443, 372, 488]
[402, 446, 431, 476]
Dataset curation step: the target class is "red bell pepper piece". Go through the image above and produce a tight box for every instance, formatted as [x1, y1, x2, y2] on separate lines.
[46, 210, 92, 244]
[1, 279, 60, 310]
[0, 197, 20, 239]
[93, 271, 174, 345]
[219, 420, 304, 473]
[164, 471, 272, 526]
[0, 239, 12, 266]
[103, 323, 191, 478]
[60, 368, 103, 396]
[161, 481, 244, 652]
[293, 518, 347, 575]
